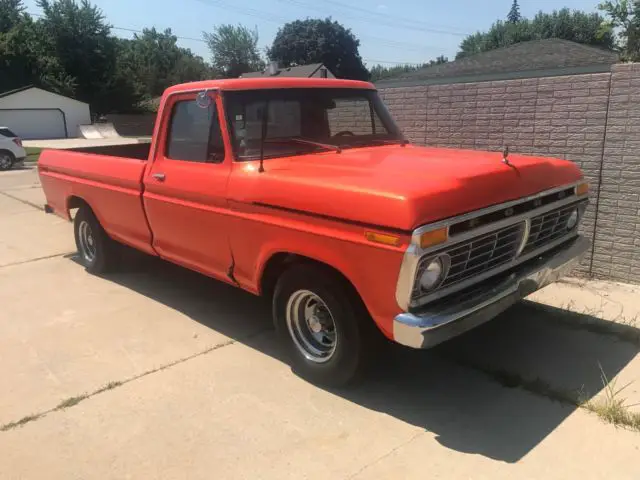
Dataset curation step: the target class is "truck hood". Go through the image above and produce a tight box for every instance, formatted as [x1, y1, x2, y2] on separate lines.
[232, 145, 583, 231]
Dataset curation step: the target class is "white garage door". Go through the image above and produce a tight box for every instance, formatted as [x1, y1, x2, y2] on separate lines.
[0, 109, 66, 139]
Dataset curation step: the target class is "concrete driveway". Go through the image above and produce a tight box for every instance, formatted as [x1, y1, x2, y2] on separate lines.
[1, 167, 639, 479]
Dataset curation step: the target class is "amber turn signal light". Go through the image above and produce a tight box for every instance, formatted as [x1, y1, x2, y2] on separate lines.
[419, 227, 448, 249]
[364, 231, 401, 246]
[576, 182, 589, 196]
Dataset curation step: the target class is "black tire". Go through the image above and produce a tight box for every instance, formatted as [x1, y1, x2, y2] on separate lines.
[0, 150, 14, 171]
[273, 263, 374, 387]
[73, 205, 119, 274]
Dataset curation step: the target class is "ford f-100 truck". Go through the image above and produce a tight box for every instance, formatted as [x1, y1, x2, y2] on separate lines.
[39, 77, 590, 386]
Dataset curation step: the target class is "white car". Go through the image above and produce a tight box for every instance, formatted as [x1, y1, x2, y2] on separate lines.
[0, 127, 27, 171]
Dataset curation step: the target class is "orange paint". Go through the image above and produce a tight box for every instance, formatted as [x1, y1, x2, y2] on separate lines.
[38, 78, 584, 341]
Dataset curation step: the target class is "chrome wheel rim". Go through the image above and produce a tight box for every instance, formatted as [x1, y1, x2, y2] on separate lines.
[78, 220, 97, 263]
[285, 290, 337, 363]
[0, 154, 12, 169]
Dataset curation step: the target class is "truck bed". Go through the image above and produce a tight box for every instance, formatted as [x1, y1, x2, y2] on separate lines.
[69, 142, 151, 160]
[38, 146, 155, 255]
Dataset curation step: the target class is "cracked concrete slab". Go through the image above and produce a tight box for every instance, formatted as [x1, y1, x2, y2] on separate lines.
[1, 337, 639, 479]
[436, 301, 640, 413]
[0, 197, 74, 267]
[0, 255, 271, 425]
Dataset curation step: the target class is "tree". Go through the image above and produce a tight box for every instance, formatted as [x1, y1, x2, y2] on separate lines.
[35, 0, 134, 112]
[369, 56, 448, 82]
[507, 0, 521, 23]
[268, 18, 369, 81]
[457, 8, 615, 58]
[203, 24, 263, 78]
[117, 28, 211, 101]
[0, 0, 74, 94]
[0, 0, 24, 32]
[599, 0, 640, 61]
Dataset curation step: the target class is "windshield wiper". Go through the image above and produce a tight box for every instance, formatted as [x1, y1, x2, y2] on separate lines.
[371, 138, 409, 147]
[265, 137, 341, 153]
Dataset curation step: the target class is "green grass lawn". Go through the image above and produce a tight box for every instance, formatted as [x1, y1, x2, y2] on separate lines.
[24, 147, 42, 163]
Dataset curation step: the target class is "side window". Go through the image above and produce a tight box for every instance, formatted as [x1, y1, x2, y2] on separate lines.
[166, 99, 225, 163]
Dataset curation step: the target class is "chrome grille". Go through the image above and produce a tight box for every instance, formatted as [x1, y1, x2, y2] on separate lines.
[413, 222, 525, 296]
[523, 203, 580, 254]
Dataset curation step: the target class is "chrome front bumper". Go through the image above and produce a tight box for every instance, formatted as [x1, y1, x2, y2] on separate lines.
[393, 235, 591, 349]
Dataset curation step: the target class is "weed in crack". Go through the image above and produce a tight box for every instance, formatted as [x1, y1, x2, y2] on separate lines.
[55, 394, 89, 410]
[0, 332, 267, 433]
[94, 381, 123, 394]
[583, 364, 640, 431]
[459, 358, 640, 432]
[0, 414, 43, 432]
[526, 302, 640, 346]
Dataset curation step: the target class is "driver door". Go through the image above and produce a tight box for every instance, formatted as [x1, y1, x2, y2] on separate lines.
[143, 91, 232, 280]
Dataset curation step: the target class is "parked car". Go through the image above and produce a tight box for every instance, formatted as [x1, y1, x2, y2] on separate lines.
[0, 127, 26, 171]
[38, 78, 590, 386]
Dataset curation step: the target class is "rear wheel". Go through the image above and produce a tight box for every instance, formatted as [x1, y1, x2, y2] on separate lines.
[273, 264, 374, 387]
[74, 206, 119, 274]
[0, 151, 14, 171]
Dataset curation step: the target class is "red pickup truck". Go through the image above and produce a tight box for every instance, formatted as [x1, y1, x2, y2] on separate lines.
[39, 77, 590, 385]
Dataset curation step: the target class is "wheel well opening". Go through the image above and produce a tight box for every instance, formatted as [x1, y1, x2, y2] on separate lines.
[67, 196, 89, 217]
[260, 253, 358, 301]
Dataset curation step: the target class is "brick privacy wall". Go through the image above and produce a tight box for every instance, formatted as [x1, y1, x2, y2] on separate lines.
[591, 64, 640, 281]
[378, 66, 640, 283]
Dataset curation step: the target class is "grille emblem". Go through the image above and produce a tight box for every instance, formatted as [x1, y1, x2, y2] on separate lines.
[505, 207, 514, 217]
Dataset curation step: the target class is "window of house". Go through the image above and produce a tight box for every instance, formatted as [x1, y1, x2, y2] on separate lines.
[166, 99, 225, 163]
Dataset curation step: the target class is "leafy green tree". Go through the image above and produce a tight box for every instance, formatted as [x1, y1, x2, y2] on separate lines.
[35, 0, 133, 112]
[0, 0, 73, 93]
[0, 0, 23, 32]
[203, 24, 264, 78]
[507, 0, 521, 23]
[369, 56, 448, 82]
[457, 8, 615, 59]
[268, 18, 369, 81]
[599, 0, 640, 61]
[117, 28, 211, 101]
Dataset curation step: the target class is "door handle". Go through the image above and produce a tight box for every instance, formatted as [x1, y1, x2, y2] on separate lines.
[152, 173, 166, 182]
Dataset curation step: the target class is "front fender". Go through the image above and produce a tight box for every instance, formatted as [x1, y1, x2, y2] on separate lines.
[228, 205, 408, 339]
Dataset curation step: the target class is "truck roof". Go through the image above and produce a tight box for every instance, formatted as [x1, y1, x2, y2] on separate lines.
[164, 77, 375, 95]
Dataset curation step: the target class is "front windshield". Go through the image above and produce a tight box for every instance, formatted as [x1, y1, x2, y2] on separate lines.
[224, 88, 405, 161]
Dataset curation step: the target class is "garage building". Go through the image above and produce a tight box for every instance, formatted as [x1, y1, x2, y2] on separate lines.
[0, 86, 91, 139]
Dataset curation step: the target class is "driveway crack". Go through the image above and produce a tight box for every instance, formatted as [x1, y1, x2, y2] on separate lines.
[1, 328, 270, 432]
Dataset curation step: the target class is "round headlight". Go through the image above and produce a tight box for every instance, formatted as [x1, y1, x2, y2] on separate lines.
[566, 208, 579, 230]
[419, 256, 446, 291]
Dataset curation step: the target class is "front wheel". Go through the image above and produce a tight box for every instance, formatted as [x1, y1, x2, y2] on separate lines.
[73, 206, 119, 274]
[273, 264, 374, 387]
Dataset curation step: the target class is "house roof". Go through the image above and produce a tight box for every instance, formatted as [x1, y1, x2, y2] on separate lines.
[0, 85, 89, 106]
[376, 39, 619, 87]
[241, 63, 327, 78]
[0, 85, 34, 99]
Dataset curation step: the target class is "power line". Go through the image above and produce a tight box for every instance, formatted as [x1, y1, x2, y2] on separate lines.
[191, 0, 449, 55]
[28, 11, 208, 44]
[321, 0, 469, 35]
[27, 7, 441, 65]
[275, 0, 469, 37]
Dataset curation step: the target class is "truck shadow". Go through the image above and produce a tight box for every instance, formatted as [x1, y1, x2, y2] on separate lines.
[99, 254, 639, 464]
